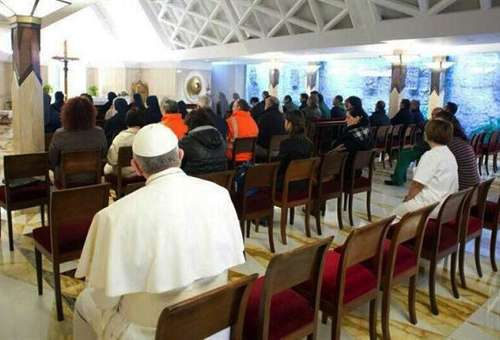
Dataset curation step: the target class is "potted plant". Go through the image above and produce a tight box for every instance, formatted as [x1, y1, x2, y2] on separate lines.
[43, 84, 53, 95]
[88, 85, 99, 97]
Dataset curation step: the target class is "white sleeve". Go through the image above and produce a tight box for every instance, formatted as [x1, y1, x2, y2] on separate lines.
[106, 135, 120, 166]
[413, 150, 434, 187]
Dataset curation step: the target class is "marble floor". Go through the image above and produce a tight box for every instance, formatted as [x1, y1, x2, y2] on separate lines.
[0, 124, 499, 340]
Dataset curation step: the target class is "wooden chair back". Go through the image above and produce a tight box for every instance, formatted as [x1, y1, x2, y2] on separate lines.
[374, 126, 391, 150]
[243, 163, 279, 193]
[197, 170, 235, 191]
[402, 125, 416, 148]
[487, 131, 499, 152]
[317, 151, 347, 196]
[231, 137, 257, 163]
[117, 146, 134, 168]
[352, 150, 375, 174]
[470, 178, 495, 220]
[50, 183, 110, 257]
[155, 274, 258, 340]
[267, 135, 288, 162]
[472, 132, 486, 155]
[343, 216, 395, 268]
[257, 237, 333, 339]
[436, 188, 473, 226]
[281, 157, 320, 204]
[386, 203, 438, 277]
[60, 149, 102, 188]
[124, 181, 145, 195]
[3, 152, 49, 182]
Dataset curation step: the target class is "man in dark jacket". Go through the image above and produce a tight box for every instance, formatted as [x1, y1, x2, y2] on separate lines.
[391, 99, 414, 126]
[254, 91, 270, 122]
[411, 99, 426, 129]
[299, 93, 308, 110]
[179, 108, 226, 175]
[370, 100, 391, 127]
[330, 95, 346, 120]
[256, 96, 285, 159]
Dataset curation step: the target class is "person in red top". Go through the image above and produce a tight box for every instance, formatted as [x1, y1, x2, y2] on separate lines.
[226, 99, 259, 162]
[160, 99, 188, 139]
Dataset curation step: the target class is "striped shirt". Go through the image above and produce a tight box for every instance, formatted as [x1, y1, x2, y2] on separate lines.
[447, 137, 480, 190]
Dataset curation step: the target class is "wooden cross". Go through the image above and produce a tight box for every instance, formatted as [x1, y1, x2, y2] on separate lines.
[52, 40, 79, 98]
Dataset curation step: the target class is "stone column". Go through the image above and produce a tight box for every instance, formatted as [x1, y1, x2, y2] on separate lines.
[428, 56, 447, 116]
[306, 63, 318, 92]
[10, 15, 44, 154]
[268, 67, 280, 97]
[389, 63, 407, 117]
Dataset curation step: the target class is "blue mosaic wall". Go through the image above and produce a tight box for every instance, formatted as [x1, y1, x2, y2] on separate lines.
[402, 58, 432, 117]
[244, 53, 500, 135]
[318, 59, 391, 113]
[444, 53, 500, 136]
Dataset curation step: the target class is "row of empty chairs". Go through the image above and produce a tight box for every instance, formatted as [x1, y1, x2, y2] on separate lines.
[371, 124, 422, 168]
[471, 130, 499, 175]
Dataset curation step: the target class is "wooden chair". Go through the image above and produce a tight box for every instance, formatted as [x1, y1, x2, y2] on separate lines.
[124, 181, 146, 195]
[386, 125, 403, 167]
[104, 146, 145, 198]
[343, 150, 375, 226]
[380, 203, 438, 340]
[243, 237, 333, 340]
[274, 157, 320, 245]
[234, 163, 279, 252]
[313, 151, 348, 232]
[59, 149, 102, 188]
[317, 216, 396, 340]
[402, 124, 416, 150]
[420, 188, 473, 315]
[230, 137, 257, 168]
[155, 274, 258, 340]
[266, 135, 288, 162]
[0, 153, 50, 251]
[472, 132, 486, 174]
[373, 125, 391, 168]
[483, 193, 500, 272]
[479, 131, 499, 175]
[33, 183, 110, 321]
[197, 170, 235, 192]
[459, 178, 495, 287]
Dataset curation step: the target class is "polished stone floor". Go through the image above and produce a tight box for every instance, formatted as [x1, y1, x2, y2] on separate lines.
[0, 124, 499, 339]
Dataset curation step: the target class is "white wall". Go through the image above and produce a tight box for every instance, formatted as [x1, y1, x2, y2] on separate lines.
[140, 68, 177, 99]
[0, 62, 12, 109]
[211, 64, 245, 99]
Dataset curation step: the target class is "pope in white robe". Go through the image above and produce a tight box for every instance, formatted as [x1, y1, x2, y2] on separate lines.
[73, 124, 245, 340]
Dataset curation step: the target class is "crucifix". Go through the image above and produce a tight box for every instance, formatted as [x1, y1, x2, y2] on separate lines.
[52, 40, 79, 98]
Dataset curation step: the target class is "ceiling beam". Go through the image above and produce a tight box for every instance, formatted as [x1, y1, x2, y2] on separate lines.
[323, 8, 349, 31]
[418, 0, 429, 13]
[371, 0, 420, 17]
[428, 0, 457, 15]
[220, 0, 245, 42]
[345, 0, 379, 28]
[318, 0, 346, 9]
[138, 0, 174, 50]
[480, 0, 492, 10]
[41, 0, 98, 28]
[275, 0, 294, 35]
[308, 0, 324, 32]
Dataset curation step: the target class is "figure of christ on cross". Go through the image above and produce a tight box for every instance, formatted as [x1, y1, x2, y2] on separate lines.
[52, 40, 79, 99]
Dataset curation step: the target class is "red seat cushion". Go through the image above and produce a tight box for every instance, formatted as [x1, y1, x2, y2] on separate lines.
[320, 250, 377, 304]
[244, 277, 314, 340]
[380, 239, 417, 277]
[234, 189, 273, 215]
[319, 180, 341, 196]
[276, 189, 309, 203]
[33, 219, 92, 254]
[467, 216, 483, 235]
[484, 200, 498, 224]
[0, 183, 49, 204]
[422, 219, 459, 253]
[344, 176, 370, 191]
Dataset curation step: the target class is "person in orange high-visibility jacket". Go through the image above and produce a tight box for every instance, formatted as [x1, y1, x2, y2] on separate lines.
[160, 99, 188, 140]
[226, 99, 259, 162]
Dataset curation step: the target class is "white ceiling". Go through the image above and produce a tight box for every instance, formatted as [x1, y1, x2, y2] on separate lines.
[0, 0, 500, 64]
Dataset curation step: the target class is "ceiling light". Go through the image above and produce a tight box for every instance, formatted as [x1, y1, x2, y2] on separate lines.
[426, 58, 455, 71]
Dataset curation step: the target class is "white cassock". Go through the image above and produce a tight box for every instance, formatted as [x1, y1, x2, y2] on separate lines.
[74, 167, 245, 340]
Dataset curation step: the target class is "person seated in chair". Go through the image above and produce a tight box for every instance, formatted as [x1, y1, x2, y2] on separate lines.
[179, 108, 227, 176]
[391, 99, 414, 126]
[48, 96, 107, 186]
[161, 98, 188, 140]
[225, 99, 259, 162]
[255, 96, 285, 160]
[73, 124, 245, 340]
[369, 100, 390, 127]
[330, 95, 346, 121]
[393, 118, 458, 219]
[104, 108, 145, 178]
